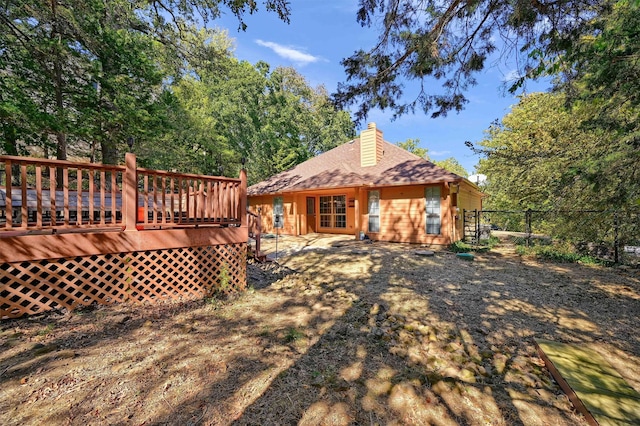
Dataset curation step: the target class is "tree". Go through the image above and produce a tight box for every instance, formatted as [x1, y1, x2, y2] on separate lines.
[0, 1, 169, 165]
[213, 63, 354, 183]
[396, 138, 428, 159]
[434, 157, 468, 177]
[476, 92, 638, 211]
[333, 0, 608, 122]
[135, 30, 355, 183]
[0, 0, 291, 162]
[557, 0, 640, 155]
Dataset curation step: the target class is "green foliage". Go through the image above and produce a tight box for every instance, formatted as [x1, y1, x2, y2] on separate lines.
[206, 296, 224, 310]
[449, 240, 473, 253]
[477, 92, 638, 242]
[334, 0, 607, 122]
[1, 2, 353, 180]
[0, 1, 169, 162]
[138, 54, 355, 182]
[450, 236, 499, 253]
[38, 324, 55, 336]
[515, 240, 609, 265]
[479, 236, 500, 249]
[284, 327, 304, 343]
[396, 138, 428, 159]
[218, 262, 231, 293]
[433, 157, 468, 177]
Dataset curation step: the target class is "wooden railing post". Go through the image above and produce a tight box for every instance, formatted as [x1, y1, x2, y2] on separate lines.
[124, 153, 138, 231]
[5, 159, 13, 228]
[239, 168, 247, 228]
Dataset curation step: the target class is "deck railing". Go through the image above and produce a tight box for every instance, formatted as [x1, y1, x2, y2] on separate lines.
[137, 168, 241, 228]
[0, 154, 244, 235]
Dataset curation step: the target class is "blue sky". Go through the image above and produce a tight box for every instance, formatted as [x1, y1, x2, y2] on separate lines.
[215, 1, 549, 174]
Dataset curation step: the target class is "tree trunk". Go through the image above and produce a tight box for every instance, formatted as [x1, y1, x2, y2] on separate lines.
[101, 138, 118, 165]
[2, 124, 21, 186]
[51, 0, 67, 187]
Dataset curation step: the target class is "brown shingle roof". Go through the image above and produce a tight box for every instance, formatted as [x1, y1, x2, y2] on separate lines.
[248, 138, 463, 195]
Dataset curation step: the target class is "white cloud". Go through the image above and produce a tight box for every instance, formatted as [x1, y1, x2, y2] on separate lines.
[501, 69, 522, 83]
[255, 39, 321, 65]
[430, 150, 451, 157]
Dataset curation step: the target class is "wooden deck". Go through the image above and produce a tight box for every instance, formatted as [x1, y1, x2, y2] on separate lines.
[535, 339, 640, 426]
[0, 154, 253, 318]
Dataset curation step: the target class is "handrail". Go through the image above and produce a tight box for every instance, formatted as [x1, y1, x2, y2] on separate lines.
[136, 166, 240, 183]
[0, 155, 125, 170]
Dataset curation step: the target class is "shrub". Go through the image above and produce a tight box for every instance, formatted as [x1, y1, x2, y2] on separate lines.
[450, 236, 499, 253]
[516, 240, 610, 265]
[450, 240, 473, 253]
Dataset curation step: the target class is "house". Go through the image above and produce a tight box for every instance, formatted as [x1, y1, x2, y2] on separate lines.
[247, 123, 483, 245]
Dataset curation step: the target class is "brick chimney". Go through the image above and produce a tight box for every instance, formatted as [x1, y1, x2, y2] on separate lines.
[360, 123, 383, 167]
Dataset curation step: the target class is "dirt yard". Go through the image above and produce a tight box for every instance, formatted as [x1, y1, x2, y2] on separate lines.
[1, 234, 638, 425]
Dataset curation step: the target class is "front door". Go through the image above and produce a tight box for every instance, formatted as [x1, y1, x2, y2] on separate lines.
[306, 197, 316, 233]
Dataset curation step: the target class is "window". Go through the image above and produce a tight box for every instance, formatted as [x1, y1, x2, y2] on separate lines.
[425, 187, 441, 235]
[368, 190, 380, 233]
[319, 195, 346, 228]
[273, 196, 283, 228]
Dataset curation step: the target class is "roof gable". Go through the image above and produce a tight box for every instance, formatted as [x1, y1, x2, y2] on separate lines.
[248, 138, 463, 195]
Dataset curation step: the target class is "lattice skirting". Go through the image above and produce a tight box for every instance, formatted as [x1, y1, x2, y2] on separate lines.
[0, 243, 247, 319]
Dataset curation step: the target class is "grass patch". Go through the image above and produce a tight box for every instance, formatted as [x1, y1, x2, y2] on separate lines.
[450, 236, 500, 253]
[516, 241, 611, 265]
[284, 327, 304, 343]
[38, 324, 55, 336]
[480, 236, 500, 248]
[449, 241, 473, 253]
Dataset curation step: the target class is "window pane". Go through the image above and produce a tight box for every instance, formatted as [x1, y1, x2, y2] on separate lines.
[319, 196, 331, 214]
[368, 190, 380, 232]
[368, 216, 380, 233]
[368, 191, 379, 214]
[318, 195, 348, 228]
[425, 187, 441, 235]
[334, 195, 346, 214]
[273, 197, 283, 215]
[273, 197, 284, 228]
[320, 214, 331, 228]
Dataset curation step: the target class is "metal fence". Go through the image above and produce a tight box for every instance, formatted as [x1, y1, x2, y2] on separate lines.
[463, 209, 640, 264]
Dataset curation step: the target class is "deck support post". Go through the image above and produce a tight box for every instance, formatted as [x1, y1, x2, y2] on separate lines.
[239, 168, 247, 229]
[124, 153, 138, 231]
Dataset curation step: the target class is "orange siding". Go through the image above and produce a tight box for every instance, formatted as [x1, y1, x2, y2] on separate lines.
[249, 190, 359, 236]
[248, 182, 482, 244]
[372, 185, 452, 245]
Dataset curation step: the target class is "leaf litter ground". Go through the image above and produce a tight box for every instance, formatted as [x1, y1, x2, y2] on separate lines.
[1, 234, 638, 425]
